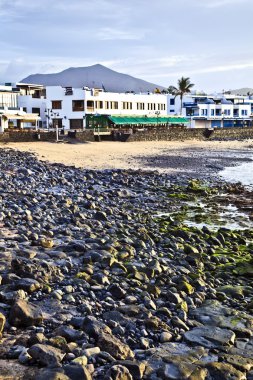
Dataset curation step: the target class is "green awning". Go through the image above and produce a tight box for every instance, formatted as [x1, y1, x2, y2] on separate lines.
[108, 116, 189, 125]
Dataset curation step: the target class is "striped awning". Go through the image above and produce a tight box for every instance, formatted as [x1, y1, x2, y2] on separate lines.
[108, 116, 189, 125]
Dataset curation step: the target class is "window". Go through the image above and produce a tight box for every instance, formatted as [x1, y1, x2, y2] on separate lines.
[23, 107, 27, 113]
[32, 107, 40, 116]
[201, 109, 207, 116]
[158, 104, 166, 111]
[73, 100, 84, 111]
[137, 102, 145, 110]
[170, 98, 175, 105]
[95, 101, 103, 109]
[211, 109, 215, 116]
[242, 110, 248, 116]
[110, 101, 118, 109]
[52, 101, 62, 109]
[148, 103, 156, 111]
[69, 119, 83, 129]
[122, 102, 132, 110]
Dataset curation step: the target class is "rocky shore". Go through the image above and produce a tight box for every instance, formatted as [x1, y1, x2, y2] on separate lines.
[0, 148, 253, 379]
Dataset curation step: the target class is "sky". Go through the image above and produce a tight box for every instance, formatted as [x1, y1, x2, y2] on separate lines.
[0, 0, 253, 92]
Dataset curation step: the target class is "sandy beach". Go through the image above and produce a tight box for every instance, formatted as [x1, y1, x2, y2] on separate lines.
[2, 139, 253, 179]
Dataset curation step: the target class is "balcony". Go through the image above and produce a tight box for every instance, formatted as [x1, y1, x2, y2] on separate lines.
[183, 102, 198, 108]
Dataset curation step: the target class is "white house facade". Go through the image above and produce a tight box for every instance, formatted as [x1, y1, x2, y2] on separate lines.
[0, 84, 40, 132]
[167, 94, 253, 128]
[44, 86, 168, 130]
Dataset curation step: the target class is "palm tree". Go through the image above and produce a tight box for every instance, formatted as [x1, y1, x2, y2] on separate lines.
[168, 77, 194, 114]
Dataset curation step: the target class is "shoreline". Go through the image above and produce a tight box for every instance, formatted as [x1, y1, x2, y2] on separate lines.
[1, 139, 253, 183]
[0, 148, 252, 378]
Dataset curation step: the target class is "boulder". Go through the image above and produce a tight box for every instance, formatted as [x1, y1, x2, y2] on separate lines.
[106, 364, 133, 380]
[206, 362, 246, 380]
[97, 332, 134, 360]
[9, 299, 43, 327]
[82, 316, 111, 338]
[63, 364, 92, 380]
[184, 326, 235, 349]
[0, 312, 6, 334]
[36, 368, 69, 380]
[28, 344, 65, 368]
[116, 360, 146, 379]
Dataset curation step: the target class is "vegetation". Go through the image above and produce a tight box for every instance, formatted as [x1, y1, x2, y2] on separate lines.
[168, 77, 194, 114]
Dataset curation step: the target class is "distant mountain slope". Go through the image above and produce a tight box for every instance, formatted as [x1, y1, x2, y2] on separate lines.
[21, 64, 165, 93]
[229, 87, 253, 96]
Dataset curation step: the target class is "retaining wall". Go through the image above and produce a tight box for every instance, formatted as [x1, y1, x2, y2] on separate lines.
[208, 127, 253, 140]
[126, 128, 206, 142]
[126, 127, 253, 142]
[0, 127, 253, 143]
[0, 130, 94, 143]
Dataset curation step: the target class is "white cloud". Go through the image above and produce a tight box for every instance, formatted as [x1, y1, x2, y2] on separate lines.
[192, 0, 250, 7]
[96, 27, 145, 41]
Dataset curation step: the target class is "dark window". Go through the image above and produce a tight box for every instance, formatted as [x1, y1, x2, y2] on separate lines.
[69, 119, 83, 129]
[52, 118, 62, 128]
[52, 100, 62, 109]
[170, 99, 175, 105]
[23, 107, 27, 112]
[32, 107, 40, 115]
[73, 100, 84, 111]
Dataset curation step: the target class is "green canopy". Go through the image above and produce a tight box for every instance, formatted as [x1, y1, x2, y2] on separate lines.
[108, 115, 189, 126]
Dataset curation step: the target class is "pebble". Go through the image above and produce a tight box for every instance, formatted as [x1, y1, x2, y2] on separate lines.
[0, 149, 252, 379]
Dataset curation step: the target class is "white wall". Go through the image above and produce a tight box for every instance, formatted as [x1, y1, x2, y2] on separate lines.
[44, 86, 167, 129]
[18, 95, 46, 126]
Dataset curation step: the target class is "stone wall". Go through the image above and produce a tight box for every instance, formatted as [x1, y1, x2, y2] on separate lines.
[0, 130, 94, 143]
[75, 130, 95, 142]
[125, 127, 253, 142]
[126, 128, 206, 142]
[1, 127, 253, 143]
[209, 127, 253, 140]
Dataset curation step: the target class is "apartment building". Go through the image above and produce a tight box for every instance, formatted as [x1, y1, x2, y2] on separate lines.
[0, 84, 40, 132]
[43, 86, 168, 129]
[167, 94, 253, 128]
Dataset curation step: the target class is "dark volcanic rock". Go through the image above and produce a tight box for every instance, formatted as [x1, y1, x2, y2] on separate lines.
[28, 344, 65, 368]
[97, 332, 134, 360]
[9, 299, 43, 327]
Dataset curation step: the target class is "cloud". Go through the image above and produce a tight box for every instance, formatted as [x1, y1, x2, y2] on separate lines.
[191, 0, 250, 7]
[96, 27, 145, 41]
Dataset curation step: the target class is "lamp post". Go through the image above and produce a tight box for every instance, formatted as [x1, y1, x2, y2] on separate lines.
[83, 115, 86, 130]
[155, 111, 160, 127]
[221, 111, 224, 129]
[45, 108, 51, 130]
[50, 110, 60, 142]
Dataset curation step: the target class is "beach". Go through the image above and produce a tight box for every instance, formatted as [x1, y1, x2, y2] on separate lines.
[0, 145, 252, 378]
[3, 139, 253, 181]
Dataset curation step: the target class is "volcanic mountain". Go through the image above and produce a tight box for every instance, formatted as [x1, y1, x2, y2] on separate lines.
[21, 64, 165, 93]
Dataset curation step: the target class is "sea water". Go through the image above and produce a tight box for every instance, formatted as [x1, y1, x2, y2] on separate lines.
[220, 158, 253, 187]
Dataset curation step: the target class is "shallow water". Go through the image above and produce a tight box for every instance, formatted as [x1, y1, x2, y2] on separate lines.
[220, 157, 253, 186]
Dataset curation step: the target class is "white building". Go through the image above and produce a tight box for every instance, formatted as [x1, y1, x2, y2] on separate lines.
[0, 84, 40, 132]
[167, 93, 253, 128]
[18, 85, 168, 130]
